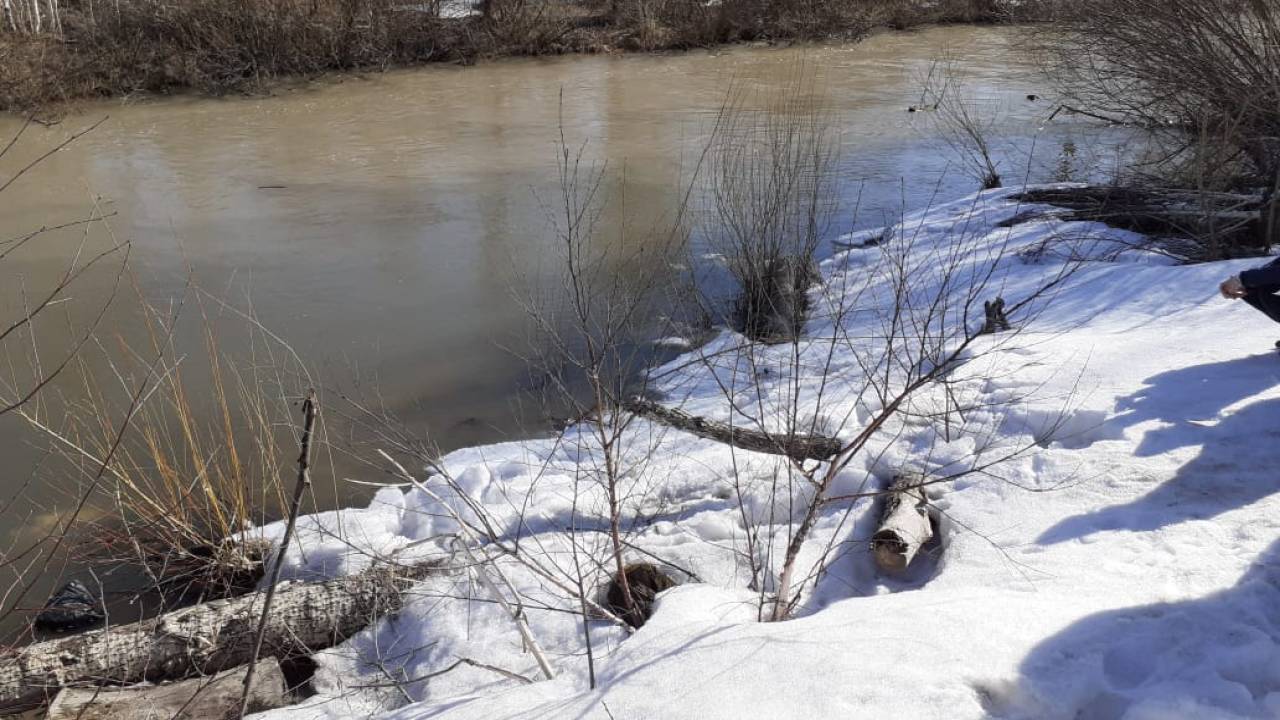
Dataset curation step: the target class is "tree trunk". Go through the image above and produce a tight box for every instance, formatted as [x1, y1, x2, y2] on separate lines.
[1262, 187, 1279, 250]
[46, 658, 287, 720]
[0, 561, 438, 714]
[622, 397, 841, 462]
[871, 475, 934, 574]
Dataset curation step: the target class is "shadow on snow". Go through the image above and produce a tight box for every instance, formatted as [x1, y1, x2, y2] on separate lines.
[986, 538, 1280, 719]
[1038, 354, 1280, 545]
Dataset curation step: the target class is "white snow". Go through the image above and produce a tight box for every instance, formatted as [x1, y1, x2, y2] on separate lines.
[255, 186, 1280, 720]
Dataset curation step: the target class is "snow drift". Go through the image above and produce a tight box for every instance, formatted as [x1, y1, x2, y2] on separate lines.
[256, 186, 1280, 720]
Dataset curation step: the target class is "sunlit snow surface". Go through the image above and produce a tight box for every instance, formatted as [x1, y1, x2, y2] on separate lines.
[256, 186, 1280, 720]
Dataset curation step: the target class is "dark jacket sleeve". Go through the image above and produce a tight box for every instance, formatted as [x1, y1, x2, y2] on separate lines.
[1240, 257, 1280, 289]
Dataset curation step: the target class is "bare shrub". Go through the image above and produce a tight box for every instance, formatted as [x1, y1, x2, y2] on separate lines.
[0, 123, 321, 606]
[1039, 0, 1280, 244]
[704, 74, 835, 343]
[918, 58, 1003, 190]
[1044, 0, 1280, 172]
[603, 561, 674, 627]
[0, 119, 123, 421]
[513, 106, 704, 635]
[0, 0, 465, 108]
[613, 0, 881, 49]
[482, 0, 573, 53]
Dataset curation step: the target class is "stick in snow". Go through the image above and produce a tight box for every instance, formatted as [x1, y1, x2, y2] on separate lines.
[238, 389, 318, 718]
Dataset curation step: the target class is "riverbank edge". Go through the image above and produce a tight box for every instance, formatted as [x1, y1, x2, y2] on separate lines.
[0, 1, 1057, 116]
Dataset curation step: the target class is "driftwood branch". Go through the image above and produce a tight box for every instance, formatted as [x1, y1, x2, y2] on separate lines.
[1046, 104, 1132, 127]
[622, 397, 841, 462]
[0, 560, 438, 714]
[1013, 186, 1263, 212]
[1010, 186, 1269, 251]
[871, 475, 934, 574]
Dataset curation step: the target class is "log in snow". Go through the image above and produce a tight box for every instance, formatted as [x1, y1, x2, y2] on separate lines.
[46, 658, 287, 720]
[0, 561, 437, 713]
[871, 475, 934, 574]
[622, 397, 842, 462]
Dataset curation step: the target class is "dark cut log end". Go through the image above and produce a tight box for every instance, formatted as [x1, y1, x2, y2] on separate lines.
[34, 581, 104, 633]
[871, 530, 911, 574]
[604, 563, 676, 629]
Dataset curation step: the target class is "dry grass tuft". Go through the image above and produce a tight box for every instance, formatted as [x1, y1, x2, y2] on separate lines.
[13, 285, 312, 603]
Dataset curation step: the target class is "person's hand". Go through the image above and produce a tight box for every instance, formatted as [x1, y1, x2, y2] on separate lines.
[1220, 275, 1247, 299]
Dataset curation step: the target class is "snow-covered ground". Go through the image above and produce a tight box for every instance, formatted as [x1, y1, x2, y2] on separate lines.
[256, 186, 1280, 720]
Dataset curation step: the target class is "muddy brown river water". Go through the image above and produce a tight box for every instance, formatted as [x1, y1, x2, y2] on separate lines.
[0, 26, 1132, 622]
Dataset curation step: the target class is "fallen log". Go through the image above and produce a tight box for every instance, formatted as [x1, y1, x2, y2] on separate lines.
[871, 475, 934, 574]
[622, 397, 842, 462]
[46, 658, 287, 720]
[0, 560, 438, 714]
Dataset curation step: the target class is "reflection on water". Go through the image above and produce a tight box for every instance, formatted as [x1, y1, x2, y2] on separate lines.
[0, 26, 1133, 566]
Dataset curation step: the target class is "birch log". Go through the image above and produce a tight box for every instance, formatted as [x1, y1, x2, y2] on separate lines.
[46, 658, 287, 720]
[0, 561, 437, 714]
[871, 475, 934, 573]
[622, 397, 841, 462]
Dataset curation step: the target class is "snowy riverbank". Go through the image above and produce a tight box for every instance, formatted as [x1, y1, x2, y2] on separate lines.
[256, 186, 1280, 720]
